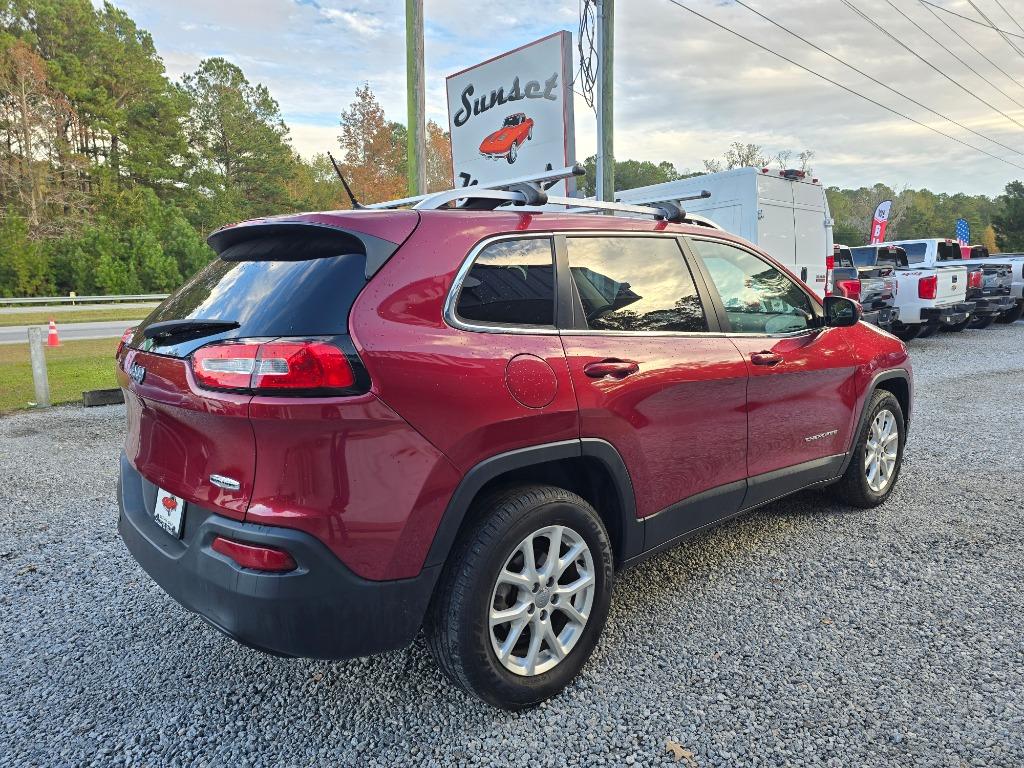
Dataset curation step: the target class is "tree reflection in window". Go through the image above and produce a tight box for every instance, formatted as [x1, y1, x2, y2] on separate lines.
[566, 237, 708, 332]
[456, 238, 555, 326]
[692, 240, 813, 335]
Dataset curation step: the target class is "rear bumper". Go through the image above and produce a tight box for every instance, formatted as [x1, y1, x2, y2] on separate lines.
[971, 295, 1016, 316]
[117, 453, 438, 660]
[921, 303, 973, 325]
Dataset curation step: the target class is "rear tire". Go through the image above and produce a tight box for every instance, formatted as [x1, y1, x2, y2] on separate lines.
[917, 320, 939, 338]
[892, 323, 921, 342]
[995, 302, 1024, 324]
[832, 389, 905, 509]
[969, 314, 995, 329]
[941, 318, 971, 332]
[425, 484, 614, 711]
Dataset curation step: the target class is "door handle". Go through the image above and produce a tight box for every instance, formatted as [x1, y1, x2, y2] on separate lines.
[584, 359, 640, 379]
[750, 351, 783, 366]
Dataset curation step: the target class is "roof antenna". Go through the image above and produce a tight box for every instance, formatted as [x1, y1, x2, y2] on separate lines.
[327, 151, 364, 209]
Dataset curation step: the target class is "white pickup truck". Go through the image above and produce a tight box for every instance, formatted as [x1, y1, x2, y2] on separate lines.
[873, 239, 973, 341]
[960, 245, 1024, 324]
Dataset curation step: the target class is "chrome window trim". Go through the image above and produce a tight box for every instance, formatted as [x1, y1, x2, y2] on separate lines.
[684, 233, 822, 340]
[444, 233, 559, 335]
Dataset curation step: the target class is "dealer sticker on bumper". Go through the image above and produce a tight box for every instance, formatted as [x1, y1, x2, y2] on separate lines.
[154, 488, 185, 538]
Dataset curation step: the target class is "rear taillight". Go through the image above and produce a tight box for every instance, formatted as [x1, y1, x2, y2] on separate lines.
[825, 255, 835, 296]
[191, 340, 358, 395]
[835, 278, 862, 301]
[116, 327, 136, 359]
[211, 536, 296, 572]
[968, 270, 983, 290]
[918, 275, 938, 300]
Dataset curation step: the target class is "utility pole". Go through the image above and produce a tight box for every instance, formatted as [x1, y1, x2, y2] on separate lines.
[595, 0, 614, 202]
[406, 0, 427, 196]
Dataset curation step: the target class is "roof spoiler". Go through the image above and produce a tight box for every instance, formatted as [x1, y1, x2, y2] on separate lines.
[207, 221, 402, 279]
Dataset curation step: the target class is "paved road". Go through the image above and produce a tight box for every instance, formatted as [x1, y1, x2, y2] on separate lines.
[0, 303, 158, 315]
[0, 319, 142, 345]
[2, 322, 1023, 766]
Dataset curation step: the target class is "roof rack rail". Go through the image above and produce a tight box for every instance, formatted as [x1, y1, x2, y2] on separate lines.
[366, 164, 708, 224]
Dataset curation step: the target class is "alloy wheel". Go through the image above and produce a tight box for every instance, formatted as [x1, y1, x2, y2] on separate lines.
[488, 525, 595, 677]
[865, 408, 899, 493]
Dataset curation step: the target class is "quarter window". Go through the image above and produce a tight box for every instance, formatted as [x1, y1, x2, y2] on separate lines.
[565, 237, 708, 332]
[456, 238, 555, 327]
[691, 239, 814, 335]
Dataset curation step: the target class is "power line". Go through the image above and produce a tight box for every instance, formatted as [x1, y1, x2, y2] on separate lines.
[661, 0, 1024, 172]
[919, 0, 1024, 93]
[917, 0, 1024, 39]
[842, 0, 1024, 132]
[883, 0, 1024, 111]
[992, 0, 1024, 36]
[730, 0, 1024, 156]
[919, 0, 1024, 40]
[966, 0, 1024, 62]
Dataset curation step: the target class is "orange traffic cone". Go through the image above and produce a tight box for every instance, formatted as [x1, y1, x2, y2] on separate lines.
[47, 319, 60, 347]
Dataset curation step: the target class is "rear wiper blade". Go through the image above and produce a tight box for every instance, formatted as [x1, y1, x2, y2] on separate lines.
[142, 319, 240, 341]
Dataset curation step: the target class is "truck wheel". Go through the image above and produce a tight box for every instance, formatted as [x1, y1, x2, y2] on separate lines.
[892, 323, 921, 342]
[917, 321, 940, 338]
[832, 389, 905, 509]
[426, 484, 614, 710]
[506, 142, 518, 164]
[995, 302, 1024, 324]
[941, 318, 971, 332]
[968, 315, 995, 329]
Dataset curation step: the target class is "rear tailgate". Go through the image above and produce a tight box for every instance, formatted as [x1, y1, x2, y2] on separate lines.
[118, 350, 254, 519]
[934, 265, 967, 303]
[117, 213, 418, 521]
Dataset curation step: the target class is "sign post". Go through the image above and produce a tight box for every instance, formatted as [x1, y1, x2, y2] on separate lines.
[446, 32, 577, 197]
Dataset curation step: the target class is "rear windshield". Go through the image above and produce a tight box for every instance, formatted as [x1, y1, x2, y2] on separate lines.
[876, 247, 907, 268]
[937, 242, 961, 261]
[134, 234, 367, 354]
[902, 242, 927, 264]
[850, 247, 876, 267]
[833, 247, 854, 267]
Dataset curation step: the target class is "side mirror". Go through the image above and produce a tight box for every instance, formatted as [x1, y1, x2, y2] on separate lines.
[823, 295, 861, 327]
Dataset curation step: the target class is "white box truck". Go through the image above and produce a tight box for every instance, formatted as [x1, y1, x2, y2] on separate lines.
[615, 167, 834, 296]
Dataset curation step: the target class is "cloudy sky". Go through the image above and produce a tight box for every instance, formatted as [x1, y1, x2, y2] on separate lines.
[110, 0, 1024, 195]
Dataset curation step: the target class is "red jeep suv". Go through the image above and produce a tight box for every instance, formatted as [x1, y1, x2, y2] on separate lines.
[116, 198, 911, 710]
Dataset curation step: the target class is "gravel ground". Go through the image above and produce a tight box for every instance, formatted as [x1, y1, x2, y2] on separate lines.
[2, 323, 1023, 768]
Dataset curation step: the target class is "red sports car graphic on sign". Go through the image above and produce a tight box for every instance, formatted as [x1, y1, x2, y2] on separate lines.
[479, 113, 534, 164]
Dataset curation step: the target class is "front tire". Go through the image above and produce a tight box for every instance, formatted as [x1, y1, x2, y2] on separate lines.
[425, 485, 614, 710]
[506, 141, 518, 164]
[832, 389, 905, 508]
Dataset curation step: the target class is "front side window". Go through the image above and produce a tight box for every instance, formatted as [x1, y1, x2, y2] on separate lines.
[566, 236, 708, 332]
[455, 238, 555, 327]
[691, 239, 814, 335]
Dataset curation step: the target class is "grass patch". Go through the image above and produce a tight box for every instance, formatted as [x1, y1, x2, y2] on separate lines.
[0, 337, 120, 412]
[0, 306, 155, 327]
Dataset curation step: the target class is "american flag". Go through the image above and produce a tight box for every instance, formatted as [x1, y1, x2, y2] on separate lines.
[955, 217, 970, 246]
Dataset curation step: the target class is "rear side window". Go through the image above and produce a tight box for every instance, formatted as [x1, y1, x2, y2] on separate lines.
[455, 238, 555, 327]
[902, 242, 927, 264]
[566, 236, 708, 332]
[850, 247, 875, 266]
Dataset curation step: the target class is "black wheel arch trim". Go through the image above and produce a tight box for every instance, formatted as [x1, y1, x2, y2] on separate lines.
[838, 368, 911, 477]
[423, 438, 643, 570]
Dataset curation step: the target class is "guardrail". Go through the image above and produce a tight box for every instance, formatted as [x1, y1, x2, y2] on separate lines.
[0, 293, 168, 306]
